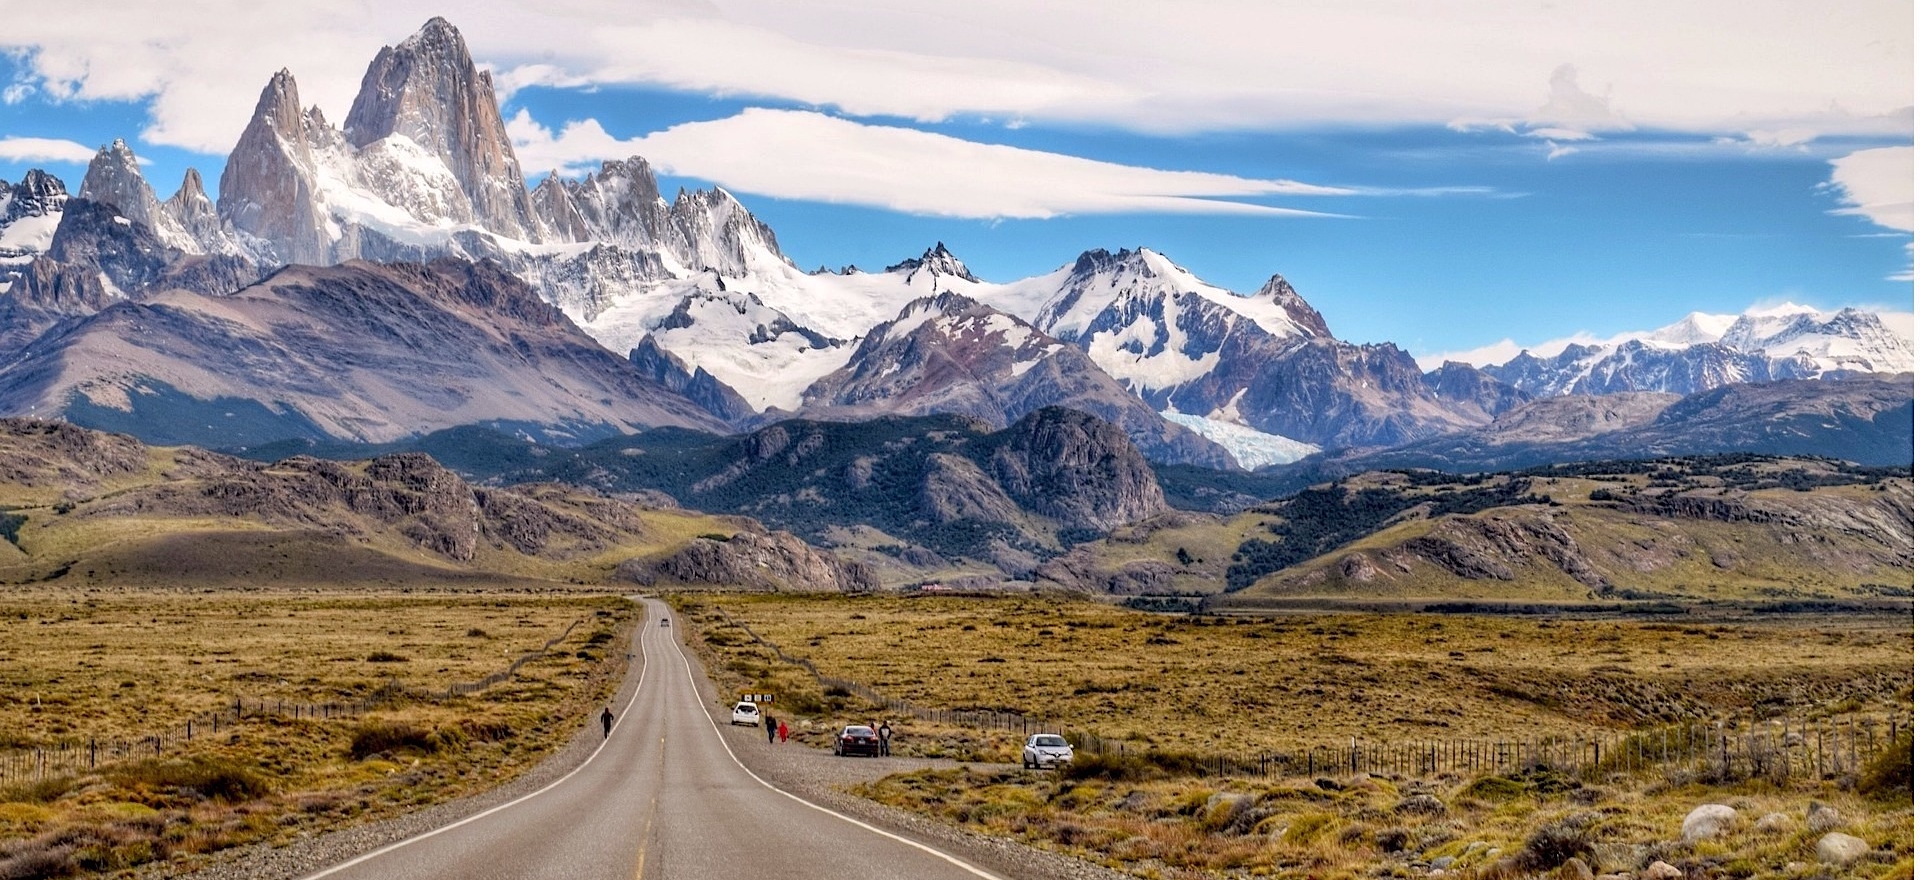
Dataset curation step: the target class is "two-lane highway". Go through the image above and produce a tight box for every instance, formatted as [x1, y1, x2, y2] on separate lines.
[299, 598, 1002, 880]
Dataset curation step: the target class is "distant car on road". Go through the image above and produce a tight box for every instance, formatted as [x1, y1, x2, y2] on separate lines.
[730, 701, 761, 727]
[661, 617, 670, 627]
[833, 725, 881, 757]
[1022, 733, 1074, 769]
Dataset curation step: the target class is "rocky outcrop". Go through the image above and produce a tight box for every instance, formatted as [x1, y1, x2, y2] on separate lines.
[1424, 361, 1531, 420]
[0, 418, 149, 488]
[984, 406, 1167, 531]
[629, 336, 757, 424]
[618, 529, 876, 592]
[1404, 512, 1608, 587]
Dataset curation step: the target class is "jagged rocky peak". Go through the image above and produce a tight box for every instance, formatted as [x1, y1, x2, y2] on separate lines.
[6, 169, 69, 221]
[343, 16, 540, 242]
[552, 157, 672, 247]
[1255, 274, 1331, 338]
[1069, 246, 1145, 278]
[667, 186, 788, 273]
[78, 140, 160, 226]
[220, 68, 331, 265]
[886, 242, 979, 282]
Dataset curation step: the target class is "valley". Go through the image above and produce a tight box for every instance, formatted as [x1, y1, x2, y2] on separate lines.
[0, 11, 1909, 880]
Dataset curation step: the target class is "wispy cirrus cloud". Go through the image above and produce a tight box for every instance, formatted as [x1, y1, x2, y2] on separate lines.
[0, 1, 1908, 156]
[508, 108, 1353, 220]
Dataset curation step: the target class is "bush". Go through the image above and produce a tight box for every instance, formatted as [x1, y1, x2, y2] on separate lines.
[1062, 749, 1210, 782]
[366, 651, 408, 663]
[1520, 812, 1597, 872]
[0, 841, 75, 880]
[349, 721, 437, 760]
[1857, 726, 1913, 800]
[113, 756, 270, 803]
[461, 720, 513, 742]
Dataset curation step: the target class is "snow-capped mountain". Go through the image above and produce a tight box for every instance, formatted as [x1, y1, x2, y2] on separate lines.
[966, 247, 1476, 453]
[1485, 304, 1914, 397]
[0, 15, 1906, 474]
[0, 170, 71, 284]
[795, 290, 1236, 467]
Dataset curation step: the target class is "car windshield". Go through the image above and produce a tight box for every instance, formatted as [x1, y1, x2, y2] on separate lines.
[844, 726, 875, 736]
[1033, 735, 1069, 747]
[735, 704, 756, 713]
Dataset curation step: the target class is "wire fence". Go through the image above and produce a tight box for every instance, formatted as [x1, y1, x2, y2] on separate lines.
[0, 618, 584, 786]
[715, 610, 1908, 783]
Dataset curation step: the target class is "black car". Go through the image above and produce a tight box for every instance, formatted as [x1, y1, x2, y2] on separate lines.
[833, 725, 881, 757]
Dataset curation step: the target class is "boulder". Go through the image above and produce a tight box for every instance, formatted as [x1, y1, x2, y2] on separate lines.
[1815, 833, 1869, 866]
[1754, 812, 1796, 835]
[1805, 801, 1843, 833]
[1642, 861, 1682, 880]
[1680, 804, 1738, 842]
[1554, 857, 1594, 880]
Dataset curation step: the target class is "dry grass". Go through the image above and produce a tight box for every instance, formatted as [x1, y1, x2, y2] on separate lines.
[854, 768, 1913, 880]
[686, 595, 1911, 751]
[681, 594, 1912, 878]
[0, 589, 634, 878]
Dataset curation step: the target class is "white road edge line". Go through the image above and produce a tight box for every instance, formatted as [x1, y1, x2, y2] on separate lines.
[667, 609, 1007, 880]
[296, 603, 653, 880]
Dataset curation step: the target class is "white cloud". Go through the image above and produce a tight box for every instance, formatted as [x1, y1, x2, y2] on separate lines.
[510, 108, 1352, 219]
[1826, 146, 1915, 280]
[0, 136, 96, 164]
[0, 1, 1909, 156]
[1828, 146, 1915, 233]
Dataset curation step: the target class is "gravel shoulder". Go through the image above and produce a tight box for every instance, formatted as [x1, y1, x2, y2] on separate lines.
[148, 599, 1129, 880]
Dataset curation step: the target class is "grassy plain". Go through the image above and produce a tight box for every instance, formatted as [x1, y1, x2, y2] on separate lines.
[0, 589, 633, 877]
[688, 595, 1911, 751]
[681, 594, 1913, 879]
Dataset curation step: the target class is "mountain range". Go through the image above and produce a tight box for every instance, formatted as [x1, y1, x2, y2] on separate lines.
[0, 16, 1910, 476]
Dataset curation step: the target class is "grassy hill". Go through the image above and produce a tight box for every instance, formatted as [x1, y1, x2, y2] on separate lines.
[0, 419, 743, 588]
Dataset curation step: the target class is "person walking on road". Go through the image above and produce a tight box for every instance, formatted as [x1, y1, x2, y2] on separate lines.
[600, 706, 615, 739]
[764, 712, 777, 743]
[878, 720, 893, 756]
[777, 719, 790, 743]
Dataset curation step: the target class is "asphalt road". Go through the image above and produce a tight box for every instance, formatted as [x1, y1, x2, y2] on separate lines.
[297, 598, 1004, 880]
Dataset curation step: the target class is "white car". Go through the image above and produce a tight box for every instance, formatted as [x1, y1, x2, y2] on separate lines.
[730, 701, 762, 727]
[1022, 733, 1074, 769]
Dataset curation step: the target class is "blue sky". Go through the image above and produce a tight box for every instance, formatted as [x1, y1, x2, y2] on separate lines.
[0, 2, 1910, 364]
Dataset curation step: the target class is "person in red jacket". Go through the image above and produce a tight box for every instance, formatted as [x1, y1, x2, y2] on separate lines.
[777, 719, 790, 743]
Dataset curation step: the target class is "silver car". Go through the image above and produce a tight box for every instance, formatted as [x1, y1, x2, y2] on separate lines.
[1022, 733, 1074, 769]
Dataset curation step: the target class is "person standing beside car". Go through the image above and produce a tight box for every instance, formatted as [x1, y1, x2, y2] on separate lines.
[878, 720, 893, 756]
[764, 712, 777, 743]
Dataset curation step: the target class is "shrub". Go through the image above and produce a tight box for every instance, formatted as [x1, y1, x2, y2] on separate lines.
[0, 841, 75, 880]
[461, 720, 513, 742]
[113, 757, 270, 803]
[366, 651, 408, 663]
[1857, 726, 1913, 800]
[349, 721, 437, 759]
[1520, 812, 1597, 872]
[1062, 749, 1210, 782]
